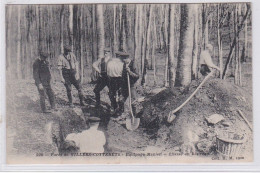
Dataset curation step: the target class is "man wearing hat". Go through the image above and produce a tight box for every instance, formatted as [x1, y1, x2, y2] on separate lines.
[33, 52, 56, 113]
[119, 52, 139, 116]
[106, 51, 125, 113]
[92, 48, 111, 107]
[57, 45, 85, 107]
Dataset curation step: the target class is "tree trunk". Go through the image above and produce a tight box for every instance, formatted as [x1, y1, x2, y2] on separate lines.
[168, 4, 175, 89]
[175, 4, 194, 87]
[141, 5, 152, 87]
[164, 5, 169, 87]
[96, 4, 105, 59]
[80, 6, 84, 82]
[60, 5, 64, 53]
[6, 6, 12, 77]
[113, 5, 117, 54]
[244, 4, 248, 62]
[152, 12, 157, 86]
[92, 5, 98, 74]
[69, 5, 73, 51]
[17, 6, 22, 79]
[192, 4, 199, 80]
[134, 5, 139, 64]
[217, 4, 223, 78]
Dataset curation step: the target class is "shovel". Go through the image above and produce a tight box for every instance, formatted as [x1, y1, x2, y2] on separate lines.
[126, 73, 140, 131]
[167, 71, 214, 123]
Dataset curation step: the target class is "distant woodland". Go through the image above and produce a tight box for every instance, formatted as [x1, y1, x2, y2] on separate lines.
[5, 3, 251, 87]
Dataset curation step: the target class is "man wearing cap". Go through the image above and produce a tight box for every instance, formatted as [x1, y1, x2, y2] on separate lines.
[106, 51, 125, 113]
[119, 53, 139, 116]
[199, 44, 220, 76]
[57, 45, 85, 107]
[33, 52, 56, 113]
[92, 48, 111, 107]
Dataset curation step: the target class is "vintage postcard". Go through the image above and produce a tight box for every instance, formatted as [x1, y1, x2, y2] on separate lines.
[5, 3, 253, 164]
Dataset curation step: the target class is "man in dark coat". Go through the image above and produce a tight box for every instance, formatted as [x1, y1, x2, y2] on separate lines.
[33, 52, 56, 113]
[119, 53, 139, 115]
[57, 45, 85, 107]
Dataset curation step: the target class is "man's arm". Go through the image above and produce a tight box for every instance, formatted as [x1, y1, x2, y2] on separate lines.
[92, 58, 102, 74]
[57, 55, 65, 83]
[126, 61, 139, 79]
[33, 60, 42, 87]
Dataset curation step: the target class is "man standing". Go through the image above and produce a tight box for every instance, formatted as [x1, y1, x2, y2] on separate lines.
[33, 52, 56, 113]
[106, 51, 124, 113]
[58, 45, 85, 107]
[120, 53, 139, 116]
[92, 48, 111, 107]
[199, 44, 220, 76]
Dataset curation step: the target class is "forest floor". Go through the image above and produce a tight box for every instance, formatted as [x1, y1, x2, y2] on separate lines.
[6, 55, 253, 163]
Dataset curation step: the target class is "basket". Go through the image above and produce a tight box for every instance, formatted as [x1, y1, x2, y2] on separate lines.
[216, 131, 245, 158]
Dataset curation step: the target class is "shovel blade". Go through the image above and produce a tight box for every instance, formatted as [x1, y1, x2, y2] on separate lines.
[126, 117, 140, 131]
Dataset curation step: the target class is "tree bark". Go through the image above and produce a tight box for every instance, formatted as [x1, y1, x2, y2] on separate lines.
[141, 5, 152, 87]
[164, 5, 169, 87]
[96, 4, 105, 59]
[17, 6, 22, 79]
[175, 4, 194, 87]
[6, 6, 12, 76]
[168, 4, 175, 89]
[69, 5, 74, 51]
[217, 4, 223, 78]
[60, 5, 64, 53]
[192, 4, 199, 80]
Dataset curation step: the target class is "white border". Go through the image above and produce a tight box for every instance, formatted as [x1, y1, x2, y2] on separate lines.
[0, 0, 259, 172]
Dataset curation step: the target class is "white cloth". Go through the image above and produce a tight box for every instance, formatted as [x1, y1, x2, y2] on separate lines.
[65, 127, 106, 153]
[199, 50, 216, 68]
[106, 58, 124, 77]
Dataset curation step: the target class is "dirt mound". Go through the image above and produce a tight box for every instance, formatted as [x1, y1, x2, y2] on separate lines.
[140, 78, 253, 155]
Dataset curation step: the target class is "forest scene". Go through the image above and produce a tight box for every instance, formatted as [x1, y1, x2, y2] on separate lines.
[6, 3, 253, 164]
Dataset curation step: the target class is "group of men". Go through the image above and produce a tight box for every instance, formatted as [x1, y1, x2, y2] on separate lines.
[33, 43, 219, 117]
[33, 45, 139, 118]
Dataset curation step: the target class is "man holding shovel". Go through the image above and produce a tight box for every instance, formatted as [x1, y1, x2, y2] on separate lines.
[106, 51, 125, 114]
[117, 53, 139, 121]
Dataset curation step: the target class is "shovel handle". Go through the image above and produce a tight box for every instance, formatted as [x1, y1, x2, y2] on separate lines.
[127, 73, 134, 119]
[171, 71, 214, 114]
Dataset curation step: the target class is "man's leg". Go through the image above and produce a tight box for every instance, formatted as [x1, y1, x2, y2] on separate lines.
[64, 82, 73, 105]
[44, 83, 56, 109]
[108, 77, 118, 110]
[37, 86, 47, 112]
[93, 77, 107, 107]
[72, 77, 85, 106]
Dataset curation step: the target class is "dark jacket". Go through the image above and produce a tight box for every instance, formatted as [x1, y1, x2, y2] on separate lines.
[33, 58, 51, 86]
[122, 60, 139, 87]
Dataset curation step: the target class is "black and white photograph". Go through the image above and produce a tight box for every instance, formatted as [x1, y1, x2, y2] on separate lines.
[4, 2, 253, 164]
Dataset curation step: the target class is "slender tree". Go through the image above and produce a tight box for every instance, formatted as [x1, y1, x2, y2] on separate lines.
[192, 4, 199, 79]
[96, 4, 105, 59]
[69, 5, 74, 50]
[17, 6, 22, 79]
[168, 4, 175, 89]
